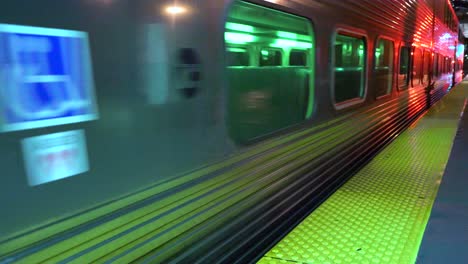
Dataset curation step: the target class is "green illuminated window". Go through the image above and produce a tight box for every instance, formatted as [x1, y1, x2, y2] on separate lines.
[374, 38, 393, 98]
[334, 33, 366, 103]
[225, 0, 315, 143]
[224, 0, 314, 66]
[398, 47, 411, 89]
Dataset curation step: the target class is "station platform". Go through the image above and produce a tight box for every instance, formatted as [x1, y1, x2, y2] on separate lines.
[258, 80, 468, 264]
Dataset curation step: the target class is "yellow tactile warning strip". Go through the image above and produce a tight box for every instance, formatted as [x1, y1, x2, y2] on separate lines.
[258, 83, 468, 264]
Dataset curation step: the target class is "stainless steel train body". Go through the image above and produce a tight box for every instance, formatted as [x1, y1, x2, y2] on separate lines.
[0, 0, 462, 262]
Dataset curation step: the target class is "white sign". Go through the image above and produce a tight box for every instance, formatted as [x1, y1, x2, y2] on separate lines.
[21, 130, 89, 186]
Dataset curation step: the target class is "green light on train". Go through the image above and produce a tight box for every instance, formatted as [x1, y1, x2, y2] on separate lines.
[227, 47, 247, 52]
[277, 31, 312, 42]
[375, 48, 381, 56]
[358, 45, 364, 56]
[277, 31, 297, 39]
[335, 67, 345, 71]
[225, 32, 256, 44]
[270, 39, 312, 49]
[226, 22, 254, 33]
[261, 49, 269, 56]
[375, 48, 381, 61]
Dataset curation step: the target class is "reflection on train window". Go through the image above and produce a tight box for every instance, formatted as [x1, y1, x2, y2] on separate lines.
[227, 47, 250, 66]
[398, 47, 410, 89]
[374, 38, 393, 97]
[259, 48, 282, 66]
[412, 47, 422, 86]
[334, 33, 366, 103]
[422, 50, 431, 84]
[290, 50, 307, 66]
[225, 0, 314, 143]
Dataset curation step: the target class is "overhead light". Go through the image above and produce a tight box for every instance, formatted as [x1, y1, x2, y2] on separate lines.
[225, 22, 254, 33]
[165, 5, 187, 15]
[225, 32, 256, 44]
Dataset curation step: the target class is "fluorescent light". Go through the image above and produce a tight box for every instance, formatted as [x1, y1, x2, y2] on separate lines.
[270, 39, 312, 49]
[225, 32, 256, 44]
[227, 47, 247, 52]
[226, 22, 254, 33]
[277, 31, 297, 39]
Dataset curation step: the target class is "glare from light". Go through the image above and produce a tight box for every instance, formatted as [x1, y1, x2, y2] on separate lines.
[440, 32, 451, 41]
[165, 5, 186, 15]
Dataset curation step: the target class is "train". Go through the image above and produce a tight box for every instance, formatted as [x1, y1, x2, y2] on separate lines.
[0, 0, 463, 263]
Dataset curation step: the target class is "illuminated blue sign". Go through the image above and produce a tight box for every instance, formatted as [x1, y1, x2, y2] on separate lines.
[0, 24, 97, 132]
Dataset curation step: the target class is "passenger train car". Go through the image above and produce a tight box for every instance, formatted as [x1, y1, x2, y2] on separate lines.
[0, 0, 463, 263]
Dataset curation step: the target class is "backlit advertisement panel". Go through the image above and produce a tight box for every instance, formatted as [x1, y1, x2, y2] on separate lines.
[0, 24, 97, 132]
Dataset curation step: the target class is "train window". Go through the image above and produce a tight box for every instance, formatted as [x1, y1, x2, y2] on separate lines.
[412, 47, 422, 86]
[259, 48, 282, 66]
[422, 50, 431, 84]
[334, 33, 366, 104]
[442, 56, 445, 73]
[290, 50, 307, 66]
[398, 46, 410, 89]
[444, 57, 448, 73]
[225, 0, 314, 143]
[448, 57, 451, 73]
[227, 47, 250, 66]
[433, 53, 439, 77]
[374, 38, 393, 98]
